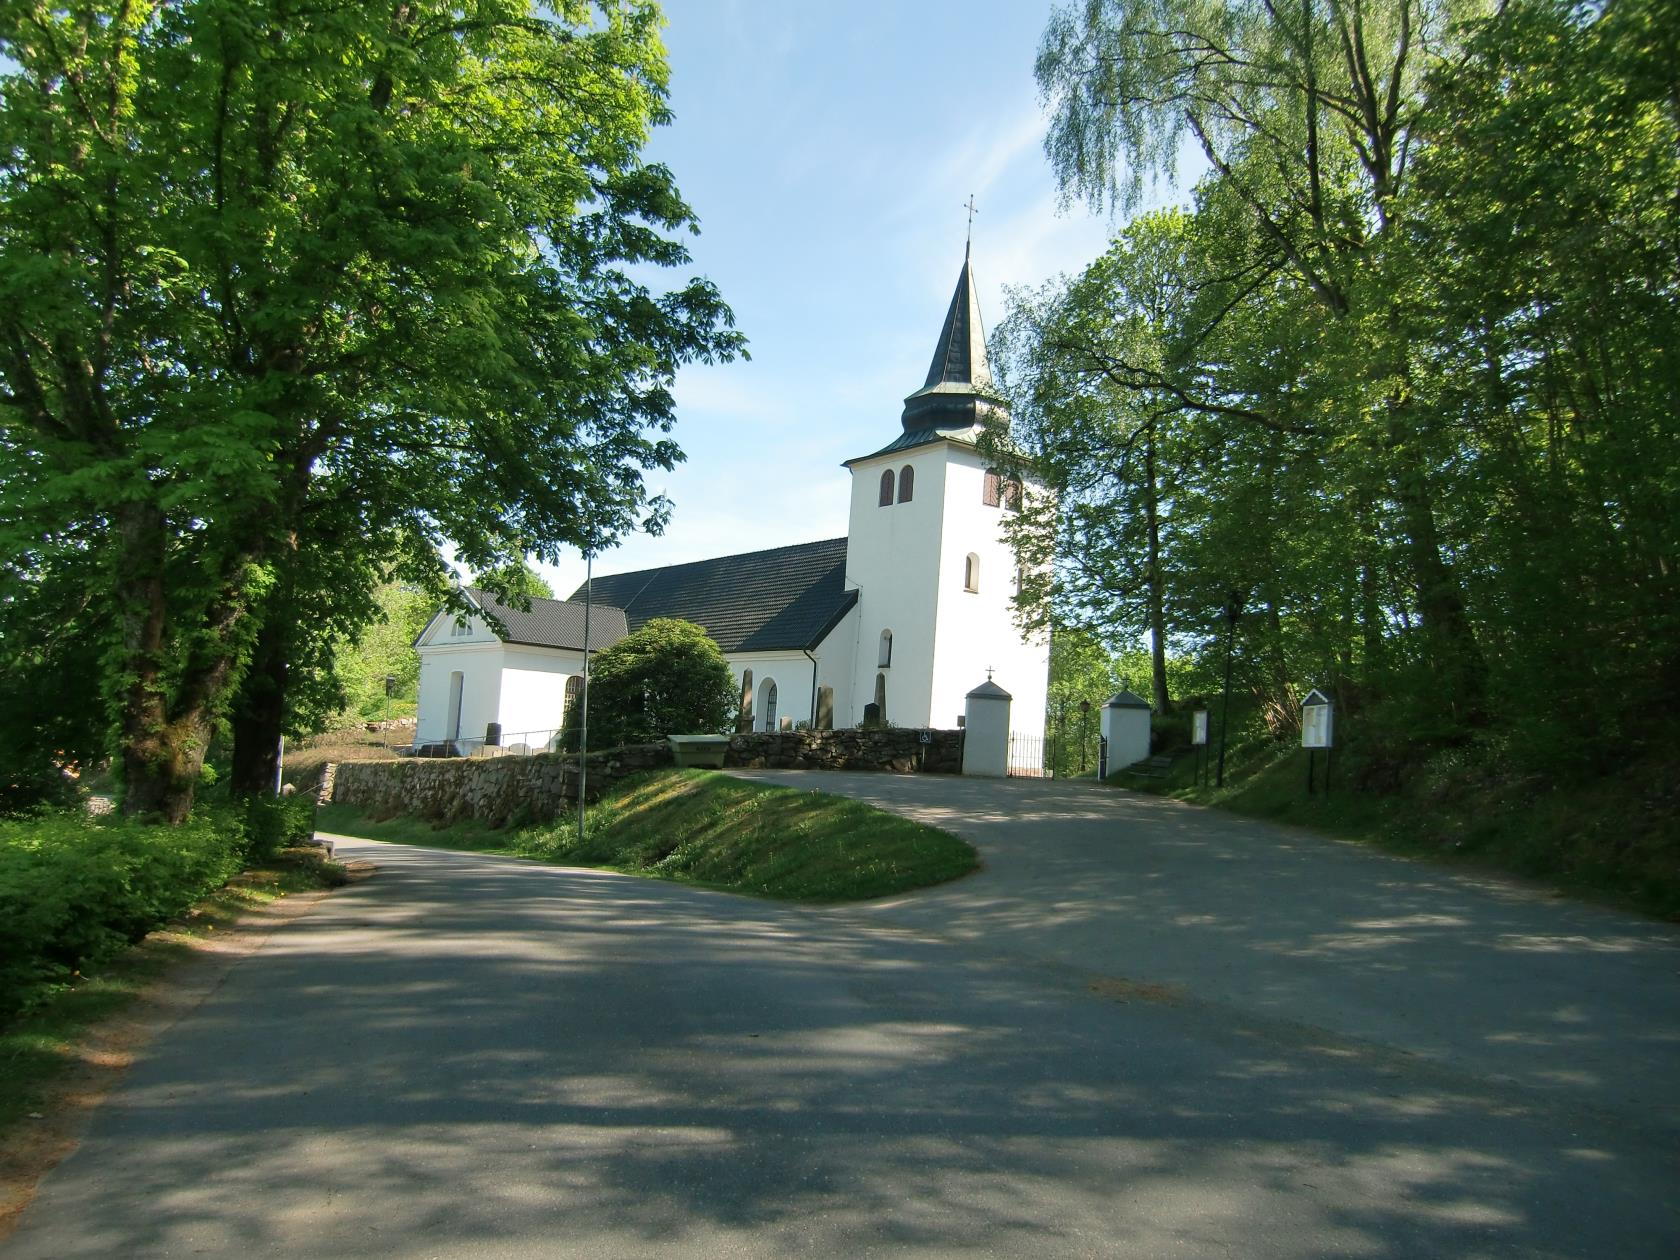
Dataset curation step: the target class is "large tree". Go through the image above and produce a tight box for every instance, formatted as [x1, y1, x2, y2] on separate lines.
[1037, 0, 1494, 724]
[0, 1, 743, 819]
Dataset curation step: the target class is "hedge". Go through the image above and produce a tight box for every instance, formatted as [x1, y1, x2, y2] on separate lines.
[0, 794, 316, 1022]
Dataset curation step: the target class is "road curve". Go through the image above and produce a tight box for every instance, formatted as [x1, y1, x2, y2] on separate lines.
[1, 796, 1674, 1258]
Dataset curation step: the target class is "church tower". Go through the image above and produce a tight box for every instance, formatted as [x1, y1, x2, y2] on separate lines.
[841, 246, 1050, 737]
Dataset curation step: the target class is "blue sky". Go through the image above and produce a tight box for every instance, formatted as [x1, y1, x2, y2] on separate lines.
[536, 0, 1184, 599]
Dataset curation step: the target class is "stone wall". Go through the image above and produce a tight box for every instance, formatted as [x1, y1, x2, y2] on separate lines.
[330, 743, 674, 829]
[327, 728, 964, 829]
[725, 728, 963, 774]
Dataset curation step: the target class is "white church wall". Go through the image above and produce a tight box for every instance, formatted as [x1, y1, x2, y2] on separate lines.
[415, 643, 505, 748]
[929, 446, 1050, 735]
[842, 450, 946, 727]
[725, 626, 858, 731]
[497, 646, 584, 746]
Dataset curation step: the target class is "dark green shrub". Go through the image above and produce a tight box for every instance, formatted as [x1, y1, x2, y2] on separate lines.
[586, 619, 737, 748]
[243, 793, 318, 861]
[0, 808, 250, 1022]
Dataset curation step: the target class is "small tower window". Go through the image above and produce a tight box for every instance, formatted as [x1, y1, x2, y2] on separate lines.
[964, 553, 980, 593]
[898, 465, 914, 503]
[983, 471, 1022, 510]
[878, 629, 893, 668]
[878, 469, 895, 507]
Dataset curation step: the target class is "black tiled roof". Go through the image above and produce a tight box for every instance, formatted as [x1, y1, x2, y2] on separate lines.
[462, 587, 628, 651]
[569, 537, 857, 653]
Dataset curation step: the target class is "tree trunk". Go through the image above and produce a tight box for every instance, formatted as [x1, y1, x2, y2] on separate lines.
[1391, 442, 1487, 723]
[115, 500, 203, 822]
[1143, 427, 1171, 713]
[229, 616, 288, 797]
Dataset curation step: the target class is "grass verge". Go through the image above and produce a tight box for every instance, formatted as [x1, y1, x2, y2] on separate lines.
[1116, 727, 1679, 921]
[318, 769, 979, 901]
[0, 847, 347, 1144]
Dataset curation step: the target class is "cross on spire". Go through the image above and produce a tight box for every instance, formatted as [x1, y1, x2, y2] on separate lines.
[964, 193, 979, 252]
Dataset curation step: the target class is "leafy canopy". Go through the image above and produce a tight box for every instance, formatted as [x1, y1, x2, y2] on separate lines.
[585, 618, 737, 748]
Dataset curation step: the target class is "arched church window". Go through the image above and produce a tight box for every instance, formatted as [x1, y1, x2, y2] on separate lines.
[759, 678, 778, 732]
[563, 675, 583, 725]
[878, 469, 895, 507]
[898, 465, 914, 503]
[878, 629, 893, 668]
[964, 553, 980, 593]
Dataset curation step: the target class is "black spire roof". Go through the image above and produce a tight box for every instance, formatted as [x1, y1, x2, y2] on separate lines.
[900, 246, 1002, 431]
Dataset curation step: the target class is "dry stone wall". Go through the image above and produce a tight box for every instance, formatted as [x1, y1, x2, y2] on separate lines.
[327, 728, 963, 829]
[725, 728, 963, 774]
[330, 743, 674, 829]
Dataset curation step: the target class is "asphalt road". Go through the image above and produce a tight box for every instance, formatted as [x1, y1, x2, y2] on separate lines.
[7, 776, 1678, 1258]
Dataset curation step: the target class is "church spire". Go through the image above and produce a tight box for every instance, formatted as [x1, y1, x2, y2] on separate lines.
[900, 244, 1000, 432]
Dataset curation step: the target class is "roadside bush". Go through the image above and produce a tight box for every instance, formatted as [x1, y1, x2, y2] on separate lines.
[244, 793, 319, 861]
[0, 807, 255, 1022]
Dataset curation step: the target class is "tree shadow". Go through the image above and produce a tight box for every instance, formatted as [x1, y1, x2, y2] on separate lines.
[7, 840, 1677, 1257]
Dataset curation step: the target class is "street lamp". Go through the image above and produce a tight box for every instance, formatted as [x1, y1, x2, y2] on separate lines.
[1215, 589, 1245, 788]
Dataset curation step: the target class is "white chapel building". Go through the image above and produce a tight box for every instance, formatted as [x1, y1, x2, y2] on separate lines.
[413, 249, 1049, 752]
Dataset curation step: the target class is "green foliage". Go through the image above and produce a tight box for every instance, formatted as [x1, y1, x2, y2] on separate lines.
[1017, 0, 1679, 794]
[0, 1, 745, 819]
[474, 562, 555, 604]
[243, 793, 320, 863]
[321, 768, 980, 902]
[0, 808, 252, 1020]
[327, 583, 437, 726]
[585, 619, 738, 748]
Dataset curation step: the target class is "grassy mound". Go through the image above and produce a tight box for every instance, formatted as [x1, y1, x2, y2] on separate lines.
[319, 769, 978, 901]
[1119, 708, 1680, 921]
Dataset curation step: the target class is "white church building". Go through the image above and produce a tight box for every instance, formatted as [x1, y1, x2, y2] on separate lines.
[413, 248, 1049, 754]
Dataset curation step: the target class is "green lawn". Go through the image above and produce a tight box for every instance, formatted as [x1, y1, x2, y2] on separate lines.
[318, 769, 979, 902]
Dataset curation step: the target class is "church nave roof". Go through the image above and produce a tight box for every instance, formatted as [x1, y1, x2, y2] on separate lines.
[569, 536, 857, 654]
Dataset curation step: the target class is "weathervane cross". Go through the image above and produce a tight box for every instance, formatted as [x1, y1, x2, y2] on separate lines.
[965, 193, 979, 248]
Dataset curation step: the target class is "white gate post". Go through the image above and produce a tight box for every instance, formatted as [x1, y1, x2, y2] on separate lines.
[1100, 689, 1152, 777]
[962, 680, 1012, 777]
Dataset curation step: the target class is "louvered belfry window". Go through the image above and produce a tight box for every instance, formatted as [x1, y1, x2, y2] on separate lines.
[879, 469, 895, 506]
[898, 465, 914, 503]
[983, 471, 1000, 507]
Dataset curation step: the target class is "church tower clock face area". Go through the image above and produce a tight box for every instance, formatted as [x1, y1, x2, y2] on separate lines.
[841, 246, 1050, 734]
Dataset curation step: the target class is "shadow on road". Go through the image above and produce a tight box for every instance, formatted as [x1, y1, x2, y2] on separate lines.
[8, 837, 1676, 1258]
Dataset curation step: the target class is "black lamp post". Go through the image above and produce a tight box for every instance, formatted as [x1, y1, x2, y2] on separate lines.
[1215, 589, 1245, 788]
[1078, 699, 1091, 775]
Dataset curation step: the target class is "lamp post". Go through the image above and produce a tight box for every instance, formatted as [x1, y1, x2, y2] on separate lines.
[1078, 699, 1091, 775]
[577, 549, 593, 846]
[1215, 589, 1245, 788]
